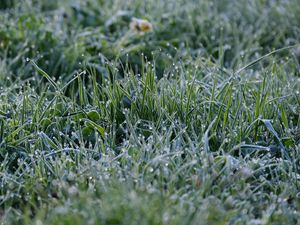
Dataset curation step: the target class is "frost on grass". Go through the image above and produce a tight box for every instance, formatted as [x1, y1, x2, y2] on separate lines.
[0, 0, 300, 224]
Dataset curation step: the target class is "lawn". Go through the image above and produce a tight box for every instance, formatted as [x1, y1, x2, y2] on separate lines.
[0, 0, 300, 224]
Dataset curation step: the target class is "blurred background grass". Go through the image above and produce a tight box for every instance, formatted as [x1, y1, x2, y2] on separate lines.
[1, 0, 299, 81]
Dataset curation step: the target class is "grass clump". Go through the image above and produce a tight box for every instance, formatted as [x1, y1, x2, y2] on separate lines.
[0, 0, 300, 224]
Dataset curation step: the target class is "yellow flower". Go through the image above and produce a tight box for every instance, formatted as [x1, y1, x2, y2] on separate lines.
[130, 18, 153, 34]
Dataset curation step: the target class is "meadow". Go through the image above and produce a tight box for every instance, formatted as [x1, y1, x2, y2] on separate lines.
[0, 0, 300, 224]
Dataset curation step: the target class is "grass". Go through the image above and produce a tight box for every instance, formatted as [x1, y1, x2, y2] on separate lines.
[0, 0, 300, 224]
